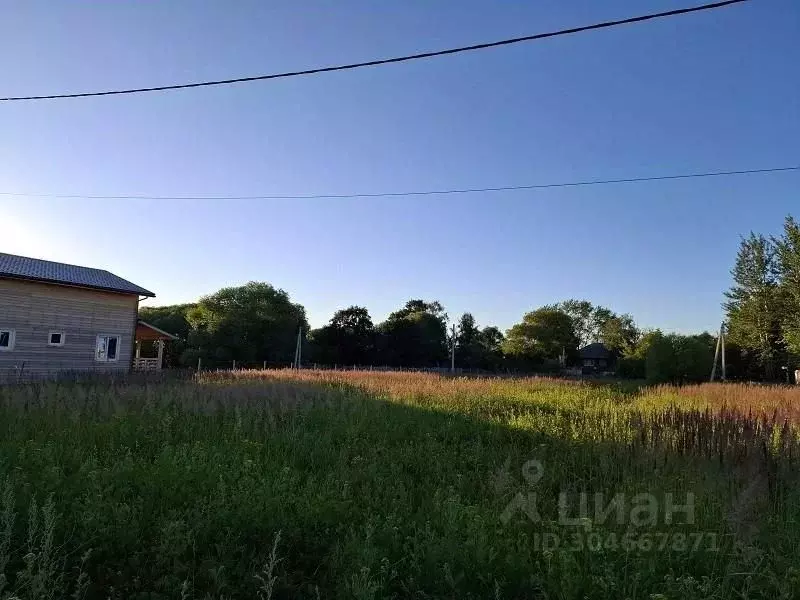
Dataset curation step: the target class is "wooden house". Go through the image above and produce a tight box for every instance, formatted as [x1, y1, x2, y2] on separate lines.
[579, 342, 615, 373]
[0, 253, 175, 380]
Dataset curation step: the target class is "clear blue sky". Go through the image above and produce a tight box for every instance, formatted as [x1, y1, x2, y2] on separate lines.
[1, 0, 798, 333]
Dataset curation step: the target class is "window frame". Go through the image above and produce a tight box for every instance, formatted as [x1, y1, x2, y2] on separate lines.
[0, 329, 15, 352]
[95, 333, 122, 363]
[48, 331, 66, 347]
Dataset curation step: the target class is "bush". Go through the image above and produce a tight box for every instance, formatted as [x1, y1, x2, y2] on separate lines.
[645, 332, 716, 384]
[617, 356, 645, 379]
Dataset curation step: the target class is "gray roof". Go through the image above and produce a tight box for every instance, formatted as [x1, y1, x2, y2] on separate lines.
[0, 253, 155, 297]
[579, 342, 611, 359]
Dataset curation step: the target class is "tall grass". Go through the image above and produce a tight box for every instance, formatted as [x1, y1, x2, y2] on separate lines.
[0, 371, 798, 598]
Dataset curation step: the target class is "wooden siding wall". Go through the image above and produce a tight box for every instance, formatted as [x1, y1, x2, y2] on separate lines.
[0, 279, 138, 379]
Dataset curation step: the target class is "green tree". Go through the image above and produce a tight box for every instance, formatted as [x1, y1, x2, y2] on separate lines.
[308, 306, 375, 366]
[479, 326, 504, 352]
[377, 299, 448, 367]
[550, 300, 636, 352]
[724, 233, 783, 379]
[185, 282, 308, 367]
[628, 329, 662, 361]
[390, 299, 447, 322]
[551, 300, 595, 347]
[452, 314, 506, 370]
[503, 308, 577, 365]
[477, 326, 505, 370]
[775, 215, 800, 359]
[456, 313, 479, 345]
[644, 331, 673, 383]
[455, 312, 481, 368]
[672, 332, 716, 383]
[138, 303, 195, 339]
[644, 331, 716, 384]
[306, 326, 337, 365]
[598, 313, 639, 355]
[616, 328, 659, 379]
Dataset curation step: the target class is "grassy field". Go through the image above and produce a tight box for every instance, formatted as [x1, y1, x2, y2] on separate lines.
[0, 371, 798, 599]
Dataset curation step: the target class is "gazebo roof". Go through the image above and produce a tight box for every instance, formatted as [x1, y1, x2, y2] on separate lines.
[136, 320, 179, 341]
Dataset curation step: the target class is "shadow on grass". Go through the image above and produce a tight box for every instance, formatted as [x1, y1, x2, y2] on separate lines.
[0, 375, 797, 599]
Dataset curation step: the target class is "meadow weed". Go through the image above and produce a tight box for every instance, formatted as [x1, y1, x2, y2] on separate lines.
[0, 370, 797, 598]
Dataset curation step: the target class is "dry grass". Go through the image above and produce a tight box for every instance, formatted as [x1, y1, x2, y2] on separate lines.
[0, 370, 797, 598]
[665, 382, 800, 423]
[219, 368, 800, 413]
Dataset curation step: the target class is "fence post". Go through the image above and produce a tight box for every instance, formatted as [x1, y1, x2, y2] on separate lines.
[197, 357, 202, 372]
[232, 359, 236, 371]
[263, 361, 267, 370]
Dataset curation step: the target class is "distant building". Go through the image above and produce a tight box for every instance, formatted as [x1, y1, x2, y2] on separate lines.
[579, 342, 614, 373]
[0, 253, 175, 380]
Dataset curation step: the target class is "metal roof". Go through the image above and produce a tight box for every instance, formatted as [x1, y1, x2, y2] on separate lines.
[0, 253, 155, 297]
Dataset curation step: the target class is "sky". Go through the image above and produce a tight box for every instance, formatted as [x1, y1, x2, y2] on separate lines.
[1, 0, 798, 334]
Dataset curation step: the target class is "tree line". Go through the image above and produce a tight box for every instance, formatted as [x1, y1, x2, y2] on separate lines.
[138, 214, 798, 383]
[139, 288, 714, 383]
[724, 215, 800, 381]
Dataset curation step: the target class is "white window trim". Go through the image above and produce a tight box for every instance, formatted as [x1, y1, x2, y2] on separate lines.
[48, 331, 66, 347]
[0, 329, 15, 352]
[95, 333, 122, 363]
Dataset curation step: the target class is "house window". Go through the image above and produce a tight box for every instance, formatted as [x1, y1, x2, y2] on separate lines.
[0, 329, 15, 351]
[48, 331, 65, 347]
[95, 334, 121, 362]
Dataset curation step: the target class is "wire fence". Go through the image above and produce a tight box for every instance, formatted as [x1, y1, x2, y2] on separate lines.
[192, 360, 611, 381]
[0, 357, 625, 385]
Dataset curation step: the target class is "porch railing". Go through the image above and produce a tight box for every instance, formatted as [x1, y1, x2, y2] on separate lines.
[133, 358, 160, 371]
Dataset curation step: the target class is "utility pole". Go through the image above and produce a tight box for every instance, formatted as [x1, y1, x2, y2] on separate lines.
[293, 327, 302, 369]
[710, 323, 726, 382]
[450, 323, 456, 373]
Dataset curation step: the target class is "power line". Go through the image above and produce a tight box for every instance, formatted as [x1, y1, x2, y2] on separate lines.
[2, 165, 796, 201]
[0, 0, 750, 102]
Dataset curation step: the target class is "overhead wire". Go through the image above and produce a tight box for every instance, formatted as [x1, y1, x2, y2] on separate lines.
[2, 165, 796, 201]
[0, 0, 750, 102]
